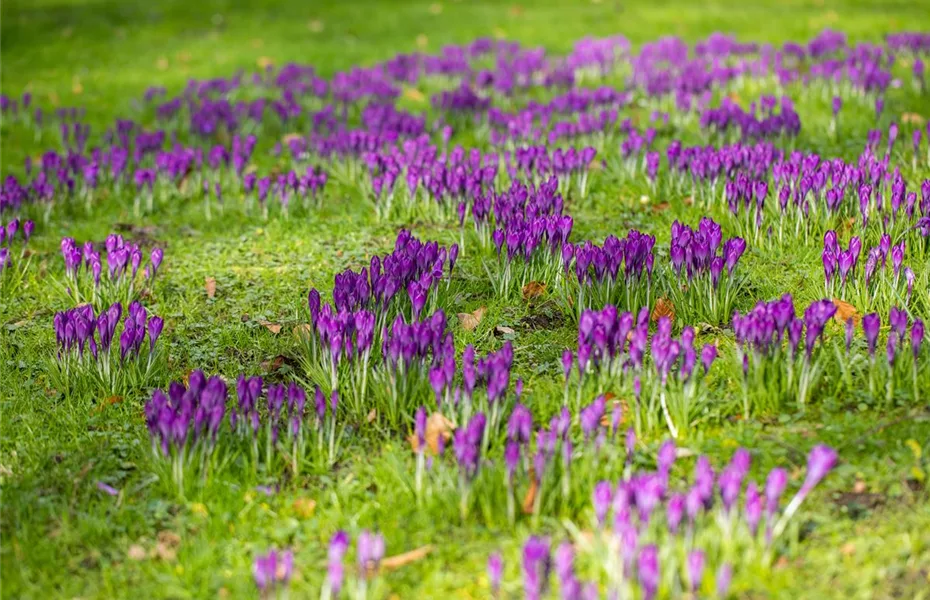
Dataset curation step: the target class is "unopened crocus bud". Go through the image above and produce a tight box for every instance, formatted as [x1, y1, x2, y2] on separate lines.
[800, 445, 838, 496]
[862, 313, 880, 357]
[716, 563, 733, 598]
[687, 549, 705, 593]
[23, 220, 35, 243]
[912, 319, 925, 359]
[147, 316, 164, 352]
[488, 552, 503, 597]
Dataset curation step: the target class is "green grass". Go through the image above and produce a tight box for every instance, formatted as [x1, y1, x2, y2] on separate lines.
[3, 0, 930, 598]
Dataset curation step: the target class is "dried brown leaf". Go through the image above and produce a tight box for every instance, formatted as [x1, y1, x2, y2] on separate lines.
[832, 298, 859, 325]
[457, 307, 487, 331]
[495, 325, 516, 336]
[154, 531, 181, 562]
[381, 545, 434, 570]
[651, 297, 675, 323]
[127, 544, 147, 561]
[522, 281, 547, 301]
[522, 472, 538, 514]
[410, 412, 455, 455]
[260, 321, 282, 335]
[367, 409, 378, 423]
[204, 277, 216, 299]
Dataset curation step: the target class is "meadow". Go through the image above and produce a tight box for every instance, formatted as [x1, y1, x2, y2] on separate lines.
[2, 0, 930, 598]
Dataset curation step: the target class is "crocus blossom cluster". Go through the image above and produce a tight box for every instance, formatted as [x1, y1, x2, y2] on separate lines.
[51, 301, 163, 396]
[494, 443, 837, 599]
[59, 234, 163, 306]
[0, 218, 35, 290]
[732, 295, 837, 413]
[667, 217, 746, 325]
[822, 230, 914, 313]
[559, 228, 656, 319]
[144, 371, 227, 495]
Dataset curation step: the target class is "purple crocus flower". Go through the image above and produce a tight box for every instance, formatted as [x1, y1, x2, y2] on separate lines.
[800, 445, 838, 496]
[716, 563, 733, 598]
[687, 549, 705, 593]
[522, 536, 551, 600]
[327, 531, 350, 596]
[862, 313, 880, 357]
[593, 481, 612, 526]
[357, 530, 385, 575]
[637, 545, 659, 600]
[912, 319, 925, 359]
[488, 552, 503, 597]
[253, 549, 294, 592]
[147, 316, 164, 352]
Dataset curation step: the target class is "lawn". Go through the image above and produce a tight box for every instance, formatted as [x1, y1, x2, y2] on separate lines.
[2, 0, 930, 598]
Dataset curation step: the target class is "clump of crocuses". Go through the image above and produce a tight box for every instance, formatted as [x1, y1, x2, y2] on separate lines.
[559, 228, 655, 320]
[564, 305, 718, 437]
[0, 218, 35, 291]
[229, 377, 345, 476]
[51, 300, 163, 397]
[666, 217, 746, 326]
[732, 294, 837, 414]
[144, 371, 226, 496]
[253, 548, 294, 598]
[493, 442, 838, 599]
[59, 234, 163, 307]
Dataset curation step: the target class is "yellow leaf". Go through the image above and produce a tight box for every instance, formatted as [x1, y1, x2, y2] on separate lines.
[905, 439, 922, 460]
[902, 112, 925, 125]
[190, 502, 208, 517]
[204, 277, 216, 299]
[832, 298, 859, 325]
[651, 297, 675, 323]
[457, 307, 486, 331]
[522, 281, 547, 301]
[257, 56, 274, 69]
[382, 545, 434, 570]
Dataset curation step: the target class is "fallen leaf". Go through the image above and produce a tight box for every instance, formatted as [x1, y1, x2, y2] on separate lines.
[416, 34, 429, 49]
[367, 409, 378, 423]
[410, 412, 455, 455]
[94, 395, 122, 413]
[853, 480, 867, 494]
[428, 2, 443, 14]
[190, 502, 208, 517]
[382, 545, 434, 570]
[832, 298, 859, 325]
[257, 56, 274, 69]
[457, 307, 487, 331]
[651, 297, 675, 323]
[651, 202, 670, 213]
[522, 281, 547, 301]
[260, 321, 282, 335]
[308, 19, 324, 33]
[282, 133, 303, 145]
[293, 497, 317, 519]
[261, 355, 286, 372]
[495, 325, 516, 336]
[840, 542, 856, 556]
[154, 531, 181, 562]
[204, 277, 216, 299]
[902, 112, 925, 125]
[127, 545, 147, 561]
[522, 474, 538, 514]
